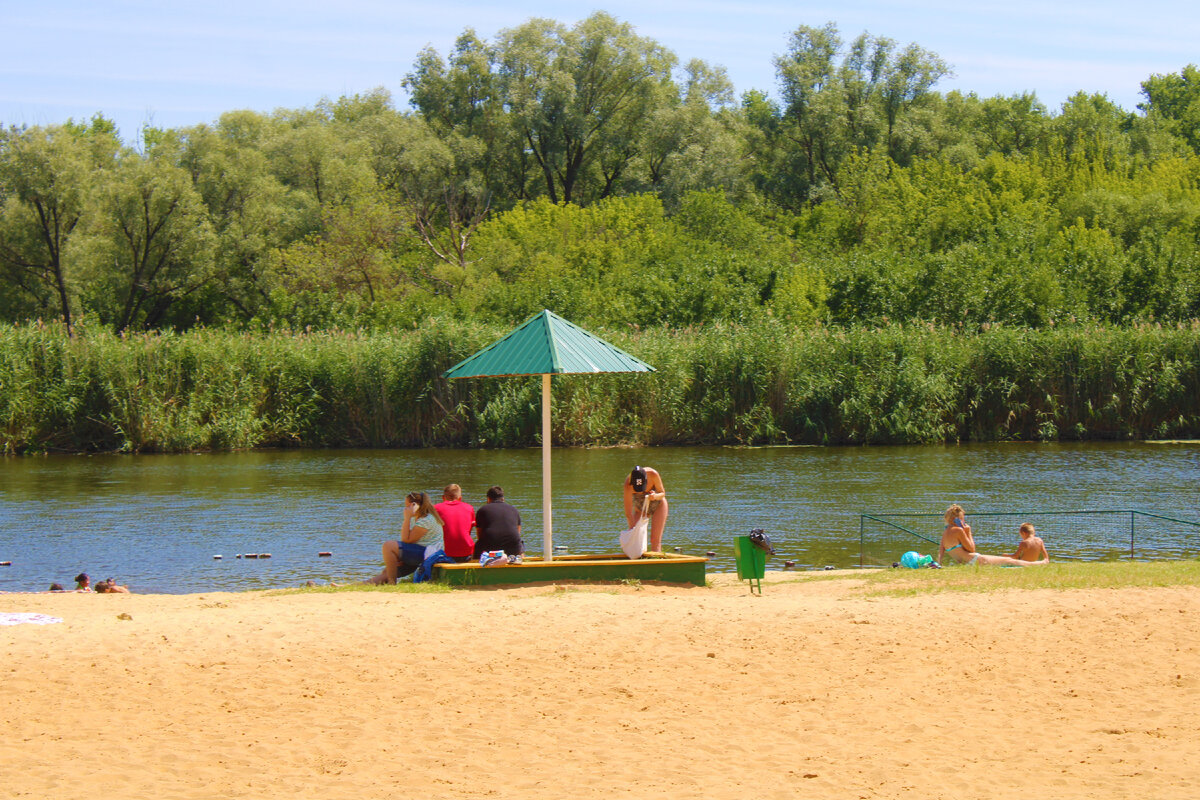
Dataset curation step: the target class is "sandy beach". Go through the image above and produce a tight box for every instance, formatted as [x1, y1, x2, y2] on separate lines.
[4, 572, 1199, 799]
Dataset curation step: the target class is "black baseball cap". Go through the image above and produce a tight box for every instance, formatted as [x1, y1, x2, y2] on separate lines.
[630, 466, 647, 492]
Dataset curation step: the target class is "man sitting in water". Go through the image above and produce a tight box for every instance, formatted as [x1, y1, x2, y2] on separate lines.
[938, 505, 1049, 566]
[1010, 522, 1050, 562]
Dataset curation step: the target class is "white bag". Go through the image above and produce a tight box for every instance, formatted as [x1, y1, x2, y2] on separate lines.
[619, 499, 650, 560]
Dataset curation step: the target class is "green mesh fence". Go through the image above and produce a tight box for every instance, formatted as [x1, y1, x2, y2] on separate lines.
[858, 510, 1200, 567]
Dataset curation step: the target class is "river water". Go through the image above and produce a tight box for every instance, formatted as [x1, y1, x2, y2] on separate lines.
[2, 442, 1198, 594]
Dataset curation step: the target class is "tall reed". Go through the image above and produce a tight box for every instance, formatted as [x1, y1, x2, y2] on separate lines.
[2, 319, 1198, 453]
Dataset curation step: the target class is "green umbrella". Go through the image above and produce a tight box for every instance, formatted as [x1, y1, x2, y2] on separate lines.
[444, 310, 655, 560]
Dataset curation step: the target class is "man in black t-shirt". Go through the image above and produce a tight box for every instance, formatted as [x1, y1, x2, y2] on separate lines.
[473, 485, 523, 557]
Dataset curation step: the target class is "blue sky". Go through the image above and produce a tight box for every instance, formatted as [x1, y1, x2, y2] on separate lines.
[3, 0, 1197, 142]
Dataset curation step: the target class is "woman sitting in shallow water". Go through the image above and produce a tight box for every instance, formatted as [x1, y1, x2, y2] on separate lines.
[938, 505, 1049, 566]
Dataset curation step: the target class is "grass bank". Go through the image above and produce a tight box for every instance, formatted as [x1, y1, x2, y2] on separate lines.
[859, 559, 1200, 595]
[3, 320, 1199, 453]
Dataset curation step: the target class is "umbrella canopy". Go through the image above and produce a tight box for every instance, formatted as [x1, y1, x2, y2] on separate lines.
[443, 309, 654, 378]
[443, 310, 655, 560]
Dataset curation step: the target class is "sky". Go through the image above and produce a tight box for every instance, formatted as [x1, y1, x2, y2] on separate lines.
[2, 0, 1197, 142]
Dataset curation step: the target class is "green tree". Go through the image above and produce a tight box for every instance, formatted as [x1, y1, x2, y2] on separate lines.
[494, 12, 677, 203]
[365, 114, 491, 275]
[1051, 221, 1127, 321]
[264, 107, 374, 209]
[464, 191, 817, 327]
[80, 147, 216, 332]
[879, 42, 951, 162]
[976, 93, 1048, 156]
[0, 119, 118, 330]
[771, 23, 949, 205]
[174, 111, 311, 322]
[633, 59, 751, 203]
[1051, 92, 1132, 168]
[774, 22, 844, 202]
[1139, 65, 1200, 153]
[406, 31, 531, 203]
[276, 194, 408, 303]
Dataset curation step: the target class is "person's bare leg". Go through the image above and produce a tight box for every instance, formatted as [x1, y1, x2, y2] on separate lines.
[368, 541, 402, 584]
[384, 540, 403, 582]
[649, 501, 669, 552]
[975, 553, 1047, 566]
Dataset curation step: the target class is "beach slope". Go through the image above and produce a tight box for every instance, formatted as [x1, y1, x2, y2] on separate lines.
[4, 573, 1199, 799]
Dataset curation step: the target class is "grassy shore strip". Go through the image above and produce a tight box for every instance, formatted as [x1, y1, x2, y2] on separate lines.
[259, 561, 1200, 597]
[268, 582, 453, 596]
[705, 560, 1200, 596]
[3, 320, 1200, 453]
[848, 560, 1200, 595]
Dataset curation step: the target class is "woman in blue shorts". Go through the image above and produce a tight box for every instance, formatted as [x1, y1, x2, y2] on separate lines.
[369, 491, 444, 583]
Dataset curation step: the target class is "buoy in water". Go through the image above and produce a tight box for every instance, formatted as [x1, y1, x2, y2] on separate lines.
[705, 551, 716, 557]
[259, 553, 271, 559]
[213, 555, 223, 560]
[245, 553, 258, 559]
[318, 551, 332, 557]
[784, 561, 795, 568]
[823, 565, 835, 570]
[0, 561, 11, 567]
[673, 547, 682, 552]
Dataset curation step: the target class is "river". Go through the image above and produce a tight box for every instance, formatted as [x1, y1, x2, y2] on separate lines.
[2, 442, 1198, 593]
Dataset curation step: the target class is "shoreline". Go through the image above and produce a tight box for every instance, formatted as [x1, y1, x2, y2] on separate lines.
[5, 571, 1199, 799]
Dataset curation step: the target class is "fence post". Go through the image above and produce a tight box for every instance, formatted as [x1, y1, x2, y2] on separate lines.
[859, 515, 864, 568]
[1130, 511, 1135, 560]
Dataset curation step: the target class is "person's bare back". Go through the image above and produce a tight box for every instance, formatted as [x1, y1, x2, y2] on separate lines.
[1011, 523, 1049, 562]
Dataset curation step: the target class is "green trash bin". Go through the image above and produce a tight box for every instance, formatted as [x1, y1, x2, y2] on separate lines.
[734, 535, 766, 594]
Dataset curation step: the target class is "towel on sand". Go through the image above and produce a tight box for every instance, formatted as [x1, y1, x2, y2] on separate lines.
[0, 612, 63, 626]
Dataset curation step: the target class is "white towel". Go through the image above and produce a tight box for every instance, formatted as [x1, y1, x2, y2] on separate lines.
[0, 612, 63, 626]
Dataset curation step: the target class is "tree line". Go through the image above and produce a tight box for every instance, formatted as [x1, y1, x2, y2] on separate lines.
[2, 12, 1200, 335]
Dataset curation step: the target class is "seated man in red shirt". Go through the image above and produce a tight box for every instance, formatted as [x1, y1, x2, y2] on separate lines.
[435, 484, 476, 562]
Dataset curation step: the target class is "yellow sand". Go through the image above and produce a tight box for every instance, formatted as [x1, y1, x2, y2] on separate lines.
[3, 572, 1199, 799]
